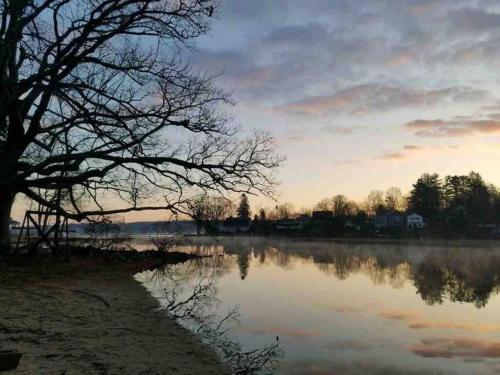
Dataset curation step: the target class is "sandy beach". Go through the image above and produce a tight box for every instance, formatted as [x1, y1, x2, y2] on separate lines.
[0, 258, 230, 374]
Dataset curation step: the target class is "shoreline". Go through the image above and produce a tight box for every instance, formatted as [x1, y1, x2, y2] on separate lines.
[186, 234, 500, 249]
[0, 258, 230, 374]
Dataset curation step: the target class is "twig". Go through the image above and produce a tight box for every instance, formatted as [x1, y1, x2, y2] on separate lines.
[70, 289, 111, 308]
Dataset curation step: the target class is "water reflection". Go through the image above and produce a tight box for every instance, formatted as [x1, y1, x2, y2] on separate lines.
[137, 237, 500, 374]
[184, 238, 500, 309]
[137, 256, 284, 374]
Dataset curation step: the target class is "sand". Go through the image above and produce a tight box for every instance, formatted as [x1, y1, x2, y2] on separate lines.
[0, 260, 231, 374]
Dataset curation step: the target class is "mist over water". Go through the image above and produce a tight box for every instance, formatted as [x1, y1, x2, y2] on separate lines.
[138, 237, 500, 374]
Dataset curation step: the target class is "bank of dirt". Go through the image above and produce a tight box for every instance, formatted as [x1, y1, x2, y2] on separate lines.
[0, 257, 230, 374]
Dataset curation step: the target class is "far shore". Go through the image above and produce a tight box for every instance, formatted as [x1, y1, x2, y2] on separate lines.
[182, 234, 500, 249]
[26, 233, 500, 250]
[0, 255, 230, 375]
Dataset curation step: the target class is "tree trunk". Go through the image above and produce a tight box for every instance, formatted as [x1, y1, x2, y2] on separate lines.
[0, 191, 15, 254]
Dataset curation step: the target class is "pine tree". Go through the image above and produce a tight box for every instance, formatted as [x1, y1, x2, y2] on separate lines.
[237, 194, 251, 221]
[408, 173, 442, 220]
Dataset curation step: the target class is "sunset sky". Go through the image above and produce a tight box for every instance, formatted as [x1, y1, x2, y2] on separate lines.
[12, 0, 500, 221]
[186, 0, 500, 213]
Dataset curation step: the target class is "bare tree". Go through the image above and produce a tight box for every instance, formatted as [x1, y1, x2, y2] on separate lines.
[185, 194, 233, 234]
[363, 190, 385, 215]
[269, 203, 294, 220]
[385, 186, 405, 212]
[314, 198, 332, 211]
[205, 196, 234, 223]
[0, 0, 282, 250]
[84, 215, 123, 251]
[331, 194, 349, 217]
[186, 193, 209, 235]
[150, 235, 182, 254]
[298, 207, 312, 216]
[314, 195, 356, 217]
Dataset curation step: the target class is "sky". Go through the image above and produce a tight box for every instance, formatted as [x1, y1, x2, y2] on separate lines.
[181, 0, 500, 213]
[13, 0, 500, 222]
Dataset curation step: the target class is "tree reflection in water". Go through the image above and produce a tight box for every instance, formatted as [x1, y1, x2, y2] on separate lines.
[139, 256, 284, 375]
[413, 258, 500, 308]
[186, 237, 500, 309]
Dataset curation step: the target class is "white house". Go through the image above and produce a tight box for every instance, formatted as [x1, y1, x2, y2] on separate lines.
[407, 213, 425, 229]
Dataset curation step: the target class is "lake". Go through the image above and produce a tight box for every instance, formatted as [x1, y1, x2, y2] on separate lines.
[136, 237, 500, 374]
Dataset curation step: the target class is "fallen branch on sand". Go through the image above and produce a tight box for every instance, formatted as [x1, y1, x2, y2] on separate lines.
[70, 289, 111, 308]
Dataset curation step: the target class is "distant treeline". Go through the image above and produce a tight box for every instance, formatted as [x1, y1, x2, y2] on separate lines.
[78, 171, 500, 238]
[407, 172, 500, 226]
[186, 171, 500, 237]
[277, 172, 498, 222]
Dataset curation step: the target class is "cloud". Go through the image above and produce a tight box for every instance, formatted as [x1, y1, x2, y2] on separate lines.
[482, 101, 500, 111]
[191, 0, 500, 124]
[379, 309, 500, 333]
[190, 49, 287, 94]
[386, 50, 415, 66]
[323, 340, 375, 351]
[405, 117, 500, 137]
[280, 134, 319, 145]
[241, 325, 324, 339]
[377, 152, 405, 161]
[403, 145, 423, 150]
[410, 2, 435, 16]
[409, 321, 500, 333]
[334, 305, 362, 313]
[272, 85, 488, 116]
[376, 145, 427, 161]
[375, 143, 464, 162]
[380, 310, 420, 321]
[447, 7, 500, 35]
[189, 0, 500, 174]
[261, 23, 330, 47]
[321, 125, 359, 135]
[410, 337, 500, 360]
[332, 159, 358, 166]
[279, 357, 442, 375]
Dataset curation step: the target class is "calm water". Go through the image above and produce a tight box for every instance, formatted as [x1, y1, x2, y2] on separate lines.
[136, 237, 500, 374]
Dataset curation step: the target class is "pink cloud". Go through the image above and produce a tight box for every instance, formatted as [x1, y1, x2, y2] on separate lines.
[272, 84, 488, 116]
[406, 118, 500, 137]
[379, 309, 500, 333]
[410, 337, 500, 360]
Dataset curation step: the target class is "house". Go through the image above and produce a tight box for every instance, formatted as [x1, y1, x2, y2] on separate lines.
[469, 220, 497, 234]
[9, 219, 20, 235]
[218, 218, 251, 234]
[344, 220, 361, 231]
[296, 214, 311, 224]
[274, 219, 304, 231]
[407, 213, 425, 229]
[374, 213, 404, 229]
[312, 211, 333, 221]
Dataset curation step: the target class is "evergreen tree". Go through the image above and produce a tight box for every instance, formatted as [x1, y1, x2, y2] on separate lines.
[443, 172, 493, 223]
[408, 173, 443, 220]
[237, 194, 251, 221]
[259, 208, 267, 221]
[464, 172, 491, 221]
